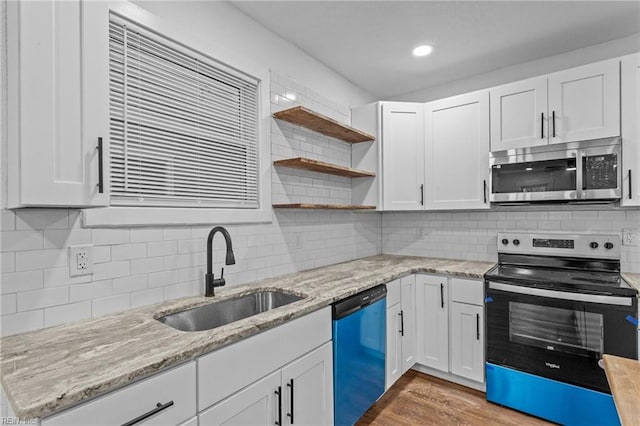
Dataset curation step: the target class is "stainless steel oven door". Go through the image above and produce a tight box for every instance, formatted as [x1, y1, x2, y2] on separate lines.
[485, 280, 638, 393]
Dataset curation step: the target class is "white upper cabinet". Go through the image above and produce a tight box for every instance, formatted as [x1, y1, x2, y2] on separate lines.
[490, 58, 620, 151]
[7, 0, 109, 208]
[490, 76, 548, 151]
[621, 53, 640, 206]
[548, 59, 620, 144]
[425, 91, 490, 210]
[381, 103, 425, 210]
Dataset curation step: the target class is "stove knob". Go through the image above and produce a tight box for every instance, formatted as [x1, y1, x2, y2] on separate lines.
[589, 241, 599, 249]
[512, 239, 520, 246]
[604, 242, 614, 250]
[501, 238, 509, 245]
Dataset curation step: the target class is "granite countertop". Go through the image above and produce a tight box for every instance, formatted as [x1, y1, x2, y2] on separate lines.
[603, 354, 640, 426]
[622, 272, 640, 294]
[0, 254, 494, 420]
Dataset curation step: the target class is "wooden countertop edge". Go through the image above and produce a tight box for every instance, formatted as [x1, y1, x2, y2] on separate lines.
[603, 354, 640, 426]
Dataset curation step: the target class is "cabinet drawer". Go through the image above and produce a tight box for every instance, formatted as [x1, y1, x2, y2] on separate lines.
[450, 278, 484, 306]
[42, 361, 196, 426]
[198, 307, 331, 411]
[386, 279, 401, 306]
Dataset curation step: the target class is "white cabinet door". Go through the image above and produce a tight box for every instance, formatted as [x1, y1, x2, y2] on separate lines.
[621, 53, 640, 206]
[450, 302, 484, 383]
[381, 102, 425, 210]
[7, 0, 109, 207]
[42, 362, 196, 426]
[385, 301, 402, 389]
[400, 275, 416, 373]
[548, 59, 620, 144]
[425, 91, 490, 210]
[199, 371, 280, 426]
[415, 275, 448, 372]
[281, 342, 333, 426]
[490, 76, 548, 151]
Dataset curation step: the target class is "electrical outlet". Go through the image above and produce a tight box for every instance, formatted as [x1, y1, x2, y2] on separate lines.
[622, 229, 640, 247]
[416, 227, 427, 240]
[69, 245, 93, 276]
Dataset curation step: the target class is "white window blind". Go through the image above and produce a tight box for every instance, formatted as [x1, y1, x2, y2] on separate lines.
[109, 16, 259, 207]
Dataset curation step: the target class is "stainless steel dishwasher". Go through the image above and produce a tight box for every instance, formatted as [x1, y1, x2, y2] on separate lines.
[332, 284, 386, 425]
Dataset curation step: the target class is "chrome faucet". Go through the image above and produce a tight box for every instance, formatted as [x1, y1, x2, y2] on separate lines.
[205, 226, 236, 297]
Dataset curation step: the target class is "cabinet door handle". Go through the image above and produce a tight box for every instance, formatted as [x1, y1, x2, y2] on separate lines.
[275, 386, 282, 425]
[121, 401, 174, 426]
[440, 283, 444, 309]
[476, 313, 480, 341]
[483, 180, 487, 204]
[541, 112, 544, 139]
[419, 184, 424, 206]
[629, 170, 633, 200]
[97, 137, 104, 194]
[552, 111, 556, 138]
[399, 310, 404, 336]
[286, 379, 294, 424]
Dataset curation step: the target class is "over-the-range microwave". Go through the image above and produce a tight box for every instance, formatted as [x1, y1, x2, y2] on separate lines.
[490, 137, 621, 203]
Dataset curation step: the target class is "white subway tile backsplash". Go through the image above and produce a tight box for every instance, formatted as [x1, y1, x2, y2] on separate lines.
[112, 274, 148, 294]
[44, 267, 92, 287]
[147, 241, 178, 257]
[1, 270, 44, 294]
[17, 287, 68, 311]
[92, 229, 130, 245]
[15, 209, 69, 231]
[1, 310, 44, 337]
[131, 257, 164, 274]
[93, 261, 131, 281]
[148, 270, 180, 288]
[92, 294, 131, 318]
[163, 282, 195, 300]
[1, 210, 15, 231]
[1, 230, 43, 252]
[15, 249, 68, 272]
[130, 288, 164, 308]
[70, 280, 112, 302]
[130, 228, 164, 243]
[111, 243, 147, 261]
[163, 227, 191, 241]
[1, 252, 15, 273]
[44, 301, 92, 327]
[44, 229, 92, 249]
[93, 246, 111, 264]
[1, 294, 17, 315]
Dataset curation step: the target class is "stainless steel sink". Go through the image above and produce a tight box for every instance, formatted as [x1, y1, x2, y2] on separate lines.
[157, 291, 304, 332]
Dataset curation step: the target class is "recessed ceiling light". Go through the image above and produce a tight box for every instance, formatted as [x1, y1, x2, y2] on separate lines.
[412, 45, 433, 57]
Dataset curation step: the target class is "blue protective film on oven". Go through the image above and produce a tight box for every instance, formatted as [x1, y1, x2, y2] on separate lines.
[486, 363, 620, 426]
[625, 315, 639, 326]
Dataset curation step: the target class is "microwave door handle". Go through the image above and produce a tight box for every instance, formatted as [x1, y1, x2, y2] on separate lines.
[576, 152, 583, 199]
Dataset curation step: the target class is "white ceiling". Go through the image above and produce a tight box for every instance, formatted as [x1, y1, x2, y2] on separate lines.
[231, 1, 640, 99]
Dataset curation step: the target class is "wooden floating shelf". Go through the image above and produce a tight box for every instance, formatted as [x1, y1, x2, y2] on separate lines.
[274, 157, 375, 178]
[273, 106, 375, 144]
[273, 203, 376, 210]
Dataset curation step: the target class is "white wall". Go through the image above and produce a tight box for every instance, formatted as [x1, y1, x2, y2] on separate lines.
[0, 1, 381, 336]
[388, 33, 640, 102]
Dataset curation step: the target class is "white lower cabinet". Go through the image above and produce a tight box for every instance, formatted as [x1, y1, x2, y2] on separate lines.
[179, 417, 199, 426]
[385, 276, 417, 389]
[449, 302, 484, 382]
[415, 275, 485, 384]
[415, 275, 449, 372]
[41, 362, 196, 426]
[199, 342, 333, 426]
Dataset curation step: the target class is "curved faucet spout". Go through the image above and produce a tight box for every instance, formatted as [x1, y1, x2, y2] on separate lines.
[205, 226, 236, 297]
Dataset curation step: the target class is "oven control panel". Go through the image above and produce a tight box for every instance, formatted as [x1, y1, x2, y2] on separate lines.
[497, 232, 621, 259]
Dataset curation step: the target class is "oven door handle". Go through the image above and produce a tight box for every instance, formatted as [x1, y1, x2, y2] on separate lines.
[488, 282, 632, 306]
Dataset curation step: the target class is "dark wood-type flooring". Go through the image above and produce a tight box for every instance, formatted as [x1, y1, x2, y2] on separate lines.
[357, 370, 554, 426]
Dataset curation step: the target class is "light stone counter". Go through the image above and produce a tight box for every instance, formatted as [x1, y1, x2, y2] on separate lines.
[0, 254, 493, 420]
[622, 272, 640, 294]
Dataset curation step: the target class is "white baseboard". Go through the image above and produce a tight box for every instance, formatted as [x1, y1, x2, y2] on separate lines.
[410, 364, 486, 392]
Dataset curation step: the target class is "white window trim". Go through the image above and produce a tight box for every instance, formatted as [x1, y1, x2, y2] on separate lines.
[83, 0, 271, 227]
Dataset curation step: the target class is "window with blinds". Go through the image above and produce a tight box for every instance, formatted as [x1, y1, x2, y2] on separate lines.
[108, 16, 259, 208]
